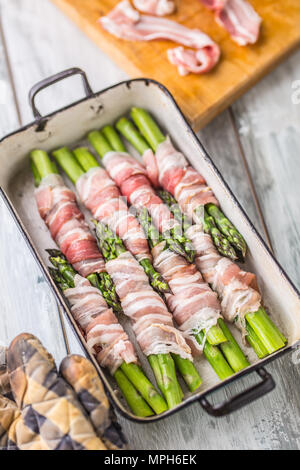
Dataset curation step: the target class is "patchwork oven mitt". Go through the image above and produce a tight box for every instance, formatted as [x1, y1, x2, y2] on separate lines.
[0, 334, 127, 450]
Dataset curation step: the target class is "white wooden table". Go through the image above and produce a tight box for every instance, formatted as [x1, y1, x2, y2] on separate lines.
[1, 0, 300, 450]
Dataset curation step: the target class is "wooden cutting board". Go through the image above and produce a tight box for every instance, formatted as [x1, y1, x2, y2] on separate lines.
[51, 0, 300, 131]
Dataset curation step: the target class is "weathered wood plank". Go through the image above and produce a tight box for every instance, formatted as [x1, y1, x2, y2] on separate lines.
[230, 47, 300, 450]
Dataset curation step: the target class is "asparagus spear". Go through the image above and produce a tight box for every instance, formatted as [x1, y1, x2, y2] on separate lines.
[49, 265, 167, 416]
[93, 219, 202, 403]
[129, 107, 248, 259]
[156, 186, 287, 356]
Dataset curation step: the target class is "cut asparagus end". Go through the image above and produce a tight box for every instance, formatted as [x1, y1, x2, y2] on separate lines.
[102, 125, 126, 153]
[73, 147, 99, 172]
[195, 331, 234, 381]
[218, 318, 250, 372]
[246, 323, 269, 359]
[130, 108, 165, 152]
[120, 362, 168, 414]
[114, 368, 154, 417]
[172, 354, 202, 392]
[156, 353, 183, 408]
[52, 147, 85, 184]
[116, 117, 150, 155]
[206, 324, 227, 345]
[30, 159, 42, 187]
[88, 130, 112, 158]
[246, 307, 286, 355]
[30, 149, 56, 179]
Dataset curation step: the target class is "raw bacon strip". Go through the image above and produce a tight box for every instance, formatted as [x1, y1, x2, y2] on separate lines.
[106, 251, 192, 360]
[155, 136, 218, 213]
[99, 0, 220, 75]
[103, 151, 177, 234]
[133, 0, 175, 16]
[186, 224, 261, 335]
[167, 45, 220, 76]
[65, 274, 137, 375]
[76, 167, 151, 262]
[35, 174, 105, 277]
[152, 241, 221, 354]
[200, 0, 261, 45]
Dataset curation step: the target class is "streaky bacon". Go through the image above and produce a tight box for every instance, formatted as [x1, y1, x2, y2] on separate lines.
[187, 224, 261, 337]
[106, 251, 193, 360]
[133, 0, 175, 16]
[76, 167, 151, 262]
[103, 151, 177, 234]
[152, 241, 221, 354]
[167, 45, 220, 76]
[65, 274, 137, 374]
[155, 136, 218, 211]
[200, 0, 261, 45]
[35, 174, 105, 277]
[99, 0, 220, 75]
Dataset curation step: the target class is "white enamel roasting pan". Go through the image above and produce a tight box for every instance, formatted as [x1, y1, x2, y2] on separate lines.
[1, 68, 300, 422]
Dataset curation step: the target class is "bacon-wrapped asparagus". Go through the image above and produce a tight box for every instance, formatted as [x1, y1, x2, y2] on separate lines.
[126, 109, 286, 356]
[49, 253, 167, 416]
[52, 148, 169, 295]
[85, 128, 195, 263]
[93, 220, 203, 404]
[30, 150, 121, 313]
[129, 108, 247, 258]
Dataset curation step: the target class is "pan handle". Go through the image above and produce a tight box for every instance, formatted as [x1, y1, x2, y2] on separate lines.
[199, 367, 275, 417]
[29, 67, 94, 120]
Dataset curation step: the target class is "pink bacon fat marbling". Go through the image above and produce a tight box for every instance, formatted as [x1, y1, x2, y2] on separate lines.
[76, 167, 151, 262]
[35, 174, 105, 277]
[65, 274, 137, 375]
[200, 0, 261, 46]
[152, 241, 221, 354]
[106, 251, 193, 360]
[99, 0, 220, 76]
[133, 0, 175, 16]
[154, 136, 218, 213]
[103, 151, 178, 234]
[186, 225, 261, 336]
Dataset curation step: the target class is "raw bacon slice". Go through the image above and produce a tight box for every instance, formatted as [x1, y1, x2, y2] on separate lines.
[155, 136, 218, 213]
[35, 175, 105, 277]
[133, 0, 175, 16]
[200, 0, 261, 45]
[152, 241, 221, 354]
[106, 251, 192, 360]
[99, 0, 220, 75]
[76, 167, 151, 262]
[65, 274, 137, 375]
[103, 151, 178, 234]
[186, 224, 261, 336]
